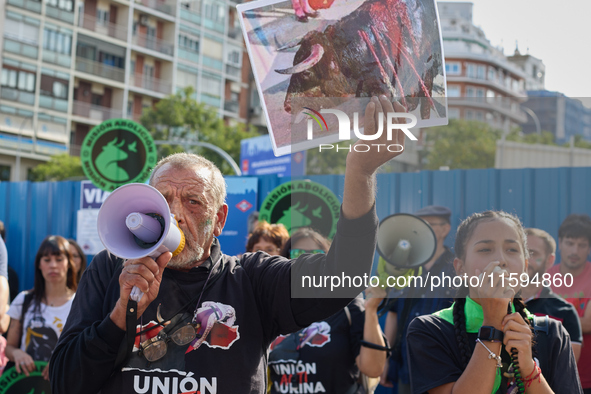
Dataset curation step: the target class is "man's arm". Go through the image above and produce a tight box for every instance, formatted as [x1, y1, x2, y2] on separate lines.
[342, 96, 407, 220]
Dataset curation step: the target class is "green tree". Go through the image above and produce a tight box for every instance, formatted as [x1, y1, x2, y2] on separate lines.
[506, 129, 557, 145]
[29, 153, 85, 181]
[562, 134, 591, 149]
[140, 87, 258, 175]
[305, 141, 350, 175]
[424, 119, 502, 170]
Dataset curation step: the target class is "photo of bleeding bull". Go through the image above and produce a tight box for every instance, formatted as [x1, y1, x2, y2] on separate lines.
[237, 0, 447, 156]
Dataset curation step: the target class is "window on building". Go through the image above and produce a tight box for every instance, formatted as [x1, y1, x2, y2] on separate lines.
[448, 108, 460, 119]
[201, 72, 221, 97]
[466, 63, 477, 78]
[466, 87, 475, 97]
[91, 94, 102, 106]
[40, 69, 69, 98]
[144, 65, 154, 78]
[179, 35, 199, 52]
[176, 69, 198, 89]
[97, 9, 110, 25]
[477, 65, 486, 80]
[226, 48, 241, 66]
[146, 26, 156, 38]
[204, 0, 224, 22]
[101, 53, 124, 68]
[0, 165, 10, 182]
[47, 0, 73, 11]
[445, 62, 461, 75]
[466, 110, 473, 119]
[2, 68, 35, 92]
[43, 28, 72, 54]
[476, 89, 485, 98]
[52, 81, 68, 98]
[488, 67, 496, 81]
[447, 85, 460, 97]
[4, 14, 40, 45]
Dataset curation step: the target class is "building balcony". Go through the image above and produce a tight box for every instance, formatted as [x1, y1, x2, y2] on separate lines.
[178, 48, 199, 63]
[225, 64, 241, 80]
[79, 14, 128, 41]
[132, 33, 174, 56]
[72, 101, 123, 122]
[180, 8, 200, 25]
[39, 95, 68, 112]
[227, 26, 241, 40]
[135, 0, 176, 16]
[42, 50, 71, 68]
[75, 57, 126, 82]
[3, 37, 38, 59]
[45, 5, 75, 24]
[224, 100, 239, 113]
[0, 87, 35, 106]
[6, 0, 41, 13]
[130, 74, 171, 94]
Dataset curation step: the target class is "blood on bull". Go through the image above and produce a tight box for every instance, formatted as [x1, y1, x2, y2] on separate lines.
[277, 0, 445, 119]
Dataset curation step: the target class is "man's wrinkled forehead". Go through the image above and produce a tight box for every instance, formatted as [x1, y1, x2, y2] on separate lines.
[152, 163, 214, 185]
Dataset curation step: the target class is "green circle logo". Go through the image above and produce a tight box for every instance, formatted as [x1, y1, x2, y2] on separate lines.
[259, 180, 340, 239]
[81, 119, 157, 191]
[0, 361, 51, 393]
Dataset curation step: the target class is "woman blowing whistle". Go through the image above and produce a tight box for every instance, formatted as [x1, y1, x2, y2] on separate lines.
[406, 211, 582, 394]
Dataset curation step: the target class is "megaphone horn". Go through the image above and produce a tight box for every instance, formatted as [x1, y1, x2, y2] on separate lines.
[376, 213, 437, 269]
[97, 183, 185, 301]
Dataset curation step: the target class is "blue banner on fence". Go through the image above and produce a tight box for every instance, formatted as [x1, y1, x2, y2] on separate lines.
[217, 177, 258, 257]
[81, 181, 111, 209]
[240, 135, 306, 177]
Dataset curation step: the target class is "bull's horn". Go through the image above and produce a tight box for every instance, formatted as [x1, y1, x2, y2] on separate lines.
[275, 44, 324, 74]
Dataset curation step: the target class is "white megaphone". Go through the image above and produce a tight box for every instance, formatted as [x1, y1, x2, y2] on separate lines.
[377, 213, 437, 272]
[97, 183, 185, 301]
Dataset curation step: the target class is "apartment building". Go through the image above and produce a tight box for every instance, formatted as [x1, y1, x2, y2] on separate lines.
[437, 2, 528, 133]
[0, 0, 250, 181]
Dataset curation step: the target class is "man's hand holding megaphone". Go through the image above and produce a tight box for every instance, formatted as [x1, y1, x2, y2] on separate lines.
[110, 252, 172, 330]
[97, 183, 187, 330]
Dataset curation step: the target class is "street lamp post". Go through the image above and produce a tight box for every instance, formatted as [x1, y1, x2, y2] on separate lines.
[522, 106, 541, 136]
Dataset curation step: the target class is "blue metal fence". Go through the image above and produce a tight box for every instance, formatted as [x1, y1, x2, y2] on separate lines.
[1, 166, 591, 293]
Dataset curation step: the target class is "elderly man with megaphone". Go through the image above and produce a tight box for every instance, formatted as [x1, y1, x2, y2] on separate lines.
[49, 96, 410, 394]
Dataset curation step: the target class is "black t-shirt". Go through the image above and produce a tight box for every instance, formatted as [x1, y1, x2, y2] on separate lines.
[49, 205, 379, 394]
[526, 286, 583, 344]
[268, 297, 365, 394]
[407, 314, 583, 394]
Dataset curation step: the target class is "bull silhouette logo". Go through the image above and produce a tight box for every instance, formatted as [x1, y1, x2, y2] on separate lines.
[277, 202, 323, 230]
[95, 138, 135, 182]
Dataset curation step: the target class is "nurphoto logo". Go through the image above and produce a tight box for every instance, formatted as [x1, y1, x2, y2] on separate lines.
[304, 108, 418, 152]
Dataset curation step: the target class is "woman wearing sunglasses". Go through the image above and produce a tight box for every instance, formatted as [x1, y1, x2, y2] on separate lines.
[267, 228, 388, 394]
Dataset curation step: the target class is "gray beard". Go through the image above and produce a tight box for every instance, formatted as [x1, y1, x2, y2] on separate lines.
[167, 244, 205, 270]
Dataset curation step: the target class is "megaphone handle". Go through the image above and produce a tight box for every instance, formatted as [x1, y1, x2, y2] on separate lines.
[130, 286, 144, 302]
